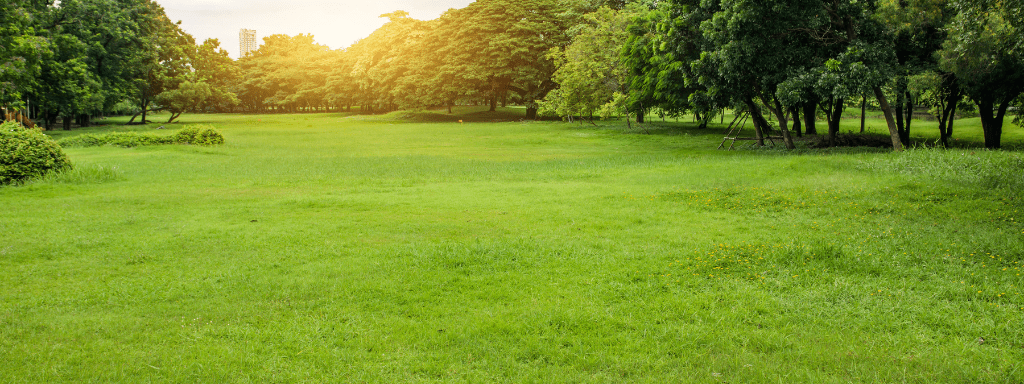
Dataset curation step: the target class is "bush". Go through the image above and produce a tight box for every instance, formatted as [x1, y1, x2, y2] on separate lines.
[57, 125, 225, 148]
[58, 132, 171, 148]
[0, 121, 73, 185]
[172, 125, 224, 145]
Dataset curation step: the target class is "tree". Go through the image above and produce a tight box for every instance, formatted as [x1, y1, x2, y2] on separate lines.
[695, 0, 845, 149]
[621, 1, 702, 125]
[239, 34, 330, 113]
[430, 0, 570, 114]
[0, 1, 48, 112]
[541, 6, 635, 122]
[192, 39, 240, 113]
[125, 1, 195, 124]
[911, 70, 965, 146]
[156, 80, 211, 123]
[939, 1, 1024, 148]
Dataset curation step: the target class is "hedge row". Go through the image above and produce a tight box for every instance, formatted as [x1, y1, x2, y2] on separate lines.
[58, 125, 225, 148]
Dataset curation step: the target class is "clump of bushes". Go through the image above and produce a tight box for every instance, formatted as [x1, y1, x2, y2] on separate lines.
[59, 132, 172, 148]
[171, 125, 225, 145]
[58, 124, 225, 148]
[1, 121, 73, 185]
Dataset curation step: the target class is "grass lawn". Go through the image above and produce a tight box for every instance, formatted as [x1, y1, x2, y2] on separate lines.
[2, 108, 1023, 382]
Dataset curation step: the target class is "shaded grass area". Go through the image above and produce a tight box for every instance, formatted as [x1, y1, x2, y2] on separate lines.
[1, 110, 1022, 382]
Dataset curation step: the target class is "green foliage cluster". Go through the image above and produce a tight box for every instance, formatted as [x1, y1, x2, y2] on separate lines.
[233, 0, 612, 117]
[57, 125, 224, 148]
[604, 0, 1024, 149]
[1, 0, 238, 129]
[5, 0, 1021, 149]
[0, 121, 71, 185]
[171, 125, 225, 146]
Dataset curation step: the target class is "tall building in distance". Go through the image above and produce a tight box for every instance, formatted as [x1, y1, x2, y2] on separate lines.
[239, 29, 258, 58]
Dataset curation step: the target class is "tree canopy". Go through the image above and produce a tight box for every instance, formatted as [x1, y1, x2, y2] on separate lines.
[2, 0, 1020, 147]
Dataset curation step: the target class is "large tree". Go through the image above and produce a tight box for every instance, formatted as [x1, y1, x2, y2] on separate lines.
[541, 6, 637, 122]
[431, 0, 570, 115]
[938, 0, 1024, 148]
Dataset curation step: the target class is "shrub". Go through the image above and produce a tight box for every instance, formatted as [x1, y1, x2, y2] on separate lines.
[172, 125, 224, 146]
[57, 125, 225, 148]
[0, 121, 73, 185]
[57, 134, 108, 148]
[59, 132, 173, 148]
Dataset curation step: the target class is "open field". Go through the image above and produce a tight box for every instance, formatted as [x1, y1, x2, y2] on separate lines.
[2, 108, 1023, 382]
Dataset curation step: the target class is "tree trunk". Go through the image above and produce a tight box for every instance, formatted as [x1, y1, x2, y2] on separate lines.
[938, 88, 959, 147]
[872, 86, 904, 151]
[127, 110, 142, 124]
[790, 106, 802, 137]
[904, 95, 913, 144]
[938, 101, 956, 147]
[895, 92, 905, 141]
[526, 106, 538, 120]
[489, 94, 497, 112]
[762, 95, 796, 149]
[802, 100, 817, 135]
[62, 116, 71, 131]
[826, 97, 843, 146]
[860, 96, 866, 133]
[977, 98, 1010, 149]
[744, 99, 767, 146]
[141, 100, 149, 124]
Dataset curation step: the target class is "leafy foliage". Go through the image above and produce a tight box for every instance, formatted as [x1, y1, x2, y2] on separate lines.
[0, 121, 71, 185]
[58, 124, 224, 148]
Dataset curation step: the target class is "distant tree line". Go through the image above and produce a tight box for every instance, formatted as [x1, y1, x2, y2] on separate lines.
[2, 0, 1021, 149]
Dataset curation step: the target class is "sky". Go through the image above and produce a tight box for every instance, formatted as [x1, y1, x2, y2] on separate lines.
[160, 0, 476, 59]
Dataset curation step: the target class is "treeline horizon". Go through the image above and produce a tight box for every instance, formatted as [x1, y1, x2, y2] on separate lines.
[2, 0, 1022, 149]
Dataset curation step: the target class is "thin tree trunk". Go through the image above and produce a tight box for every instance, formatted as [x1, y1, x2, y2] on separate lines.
[939, 88, 959, 147]
[790, 106, 802, 137]
[860, 95, 866, 133]
[895, 93, 905, 140]
[901, 90, 913, 144]
[827, 97, 843, 146]
[762, 95, 796, 149]
[141, 100, 149, 124]
[872, 86, 904, 151]
[744, 99, 766, 146]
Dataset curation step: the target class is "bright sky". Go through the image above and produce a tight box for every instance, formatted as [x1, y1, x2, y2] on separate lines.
[160, 0, 475, 59]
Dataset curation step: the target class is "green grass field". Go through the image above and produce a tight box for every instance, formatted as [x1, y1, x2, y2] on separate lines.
[2, 108, 1023, 382]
